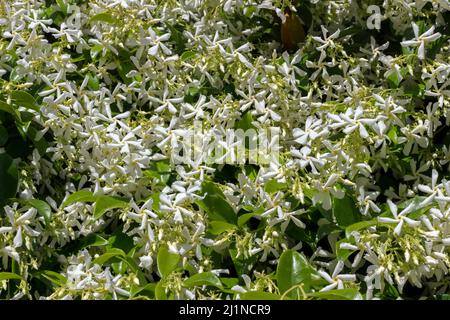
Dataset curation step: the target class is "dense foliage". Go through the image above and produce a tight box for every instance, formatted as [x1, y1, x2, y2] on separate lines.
[1, 0, 450, 300]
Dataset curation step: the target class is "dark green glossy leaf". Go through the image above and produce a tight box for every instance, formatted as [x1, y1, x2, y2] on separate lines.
[237, 212, 258, 227]
[264, 179, 287, 194]
[56, 0, 68, 14]
[107, 229, 134, 253]
[317, 223, 339, 241]
[198, 181, 237, 224]
[276, 250, 318, 296]
[157, 246, 180, 278]
[333, 194, 360, 227]
[0, 153, 19, 207]
[167, 24, 186, 54]
[62, 190, 96, 207]
[277, 250, 303, 294]
[93, 248, 126, 265]
[229, 248, 257, 276]
[235, 111, 255, 131]
[183, 272, 222, 288]
[308, 288, 362, 300]
[80, 234, 108, 249]
[0, 100, 17, 117]
[131, 283, 156, 298]
[36, 270, 67, 287]
[0, 272, 22, 281]
[208, 220, 237, 235]
[11, 91, 38, 111]
[220, 277, 239, 288]
[93, 195, 128, 219]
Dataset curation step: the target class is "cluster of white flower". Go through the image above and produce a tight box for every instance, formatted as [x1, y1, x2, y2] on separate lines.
[1, 0, 450, 300]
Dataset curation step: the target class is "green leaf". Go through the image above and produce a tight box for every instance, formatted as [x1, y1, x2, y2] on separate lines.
[107, 229, 134, 253]
[402, 77, 420, 97]
[80, 234, 108, 249]
[277, 250, 318, 297]
[317, 223, 339, 241]
[37, 270, 67, 287]
[56, 0, 68, 15]
[198, 181, 237, 224]
[229, 248, 258, 276]
[157, 246, 180, 278]
[167, 24, 186, 54]
[93, 195, 128, 219]
[285, 222, 317, 247]
[277, 250, 304, 294]
[16, 120, 31, 138]
[409, 204, 433, 220]
[62, 190, 96, 207]
[244, 165, 258, 181]
[143, 160, 172, 185]
[155, 160, 171, 173]
[20, 111, 34, 122]
[62, 191, 128, 219]
[235, 111, 255, 131]
[180, 50, 197, 61]
[25, 125, 48, 155]
[0, 100, 18, 118]
[264, 179, 287, 194]
[237, 212, 258, 227]
[383, 283, 400, 299]
[155, 281, 167, 300]
[333, 194, 360, 227]
[5, 134, 30, 158]
[387, 71, 401, 88]
[0, 272, 22, 281]
[345, 220, 377, 237]
[9, 68, 21, 82]
[200, 194, 236, 223]
[26, 199, 52, 224]
[308, 288, 362, 300]
[240, 291, 281, 300]
[208, 220, 237, 235]
[220, 277, 239, 288]
[183, 272, 222, 288]
[90, 12, 117, 24]
[118, 254, 145, 283]
[188, 86, 200, 96]
[0, 153, 19, 207]
[11, 91, 38, 111]
[93, 246, 144, 283]
[116, 58, 134, 85]
[131, 283, 156, 298]
[0, 125, 8, 146]
[387, 126, 398, 144]
[93, 248, 126, 265]
[87, 74, 100, 91]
